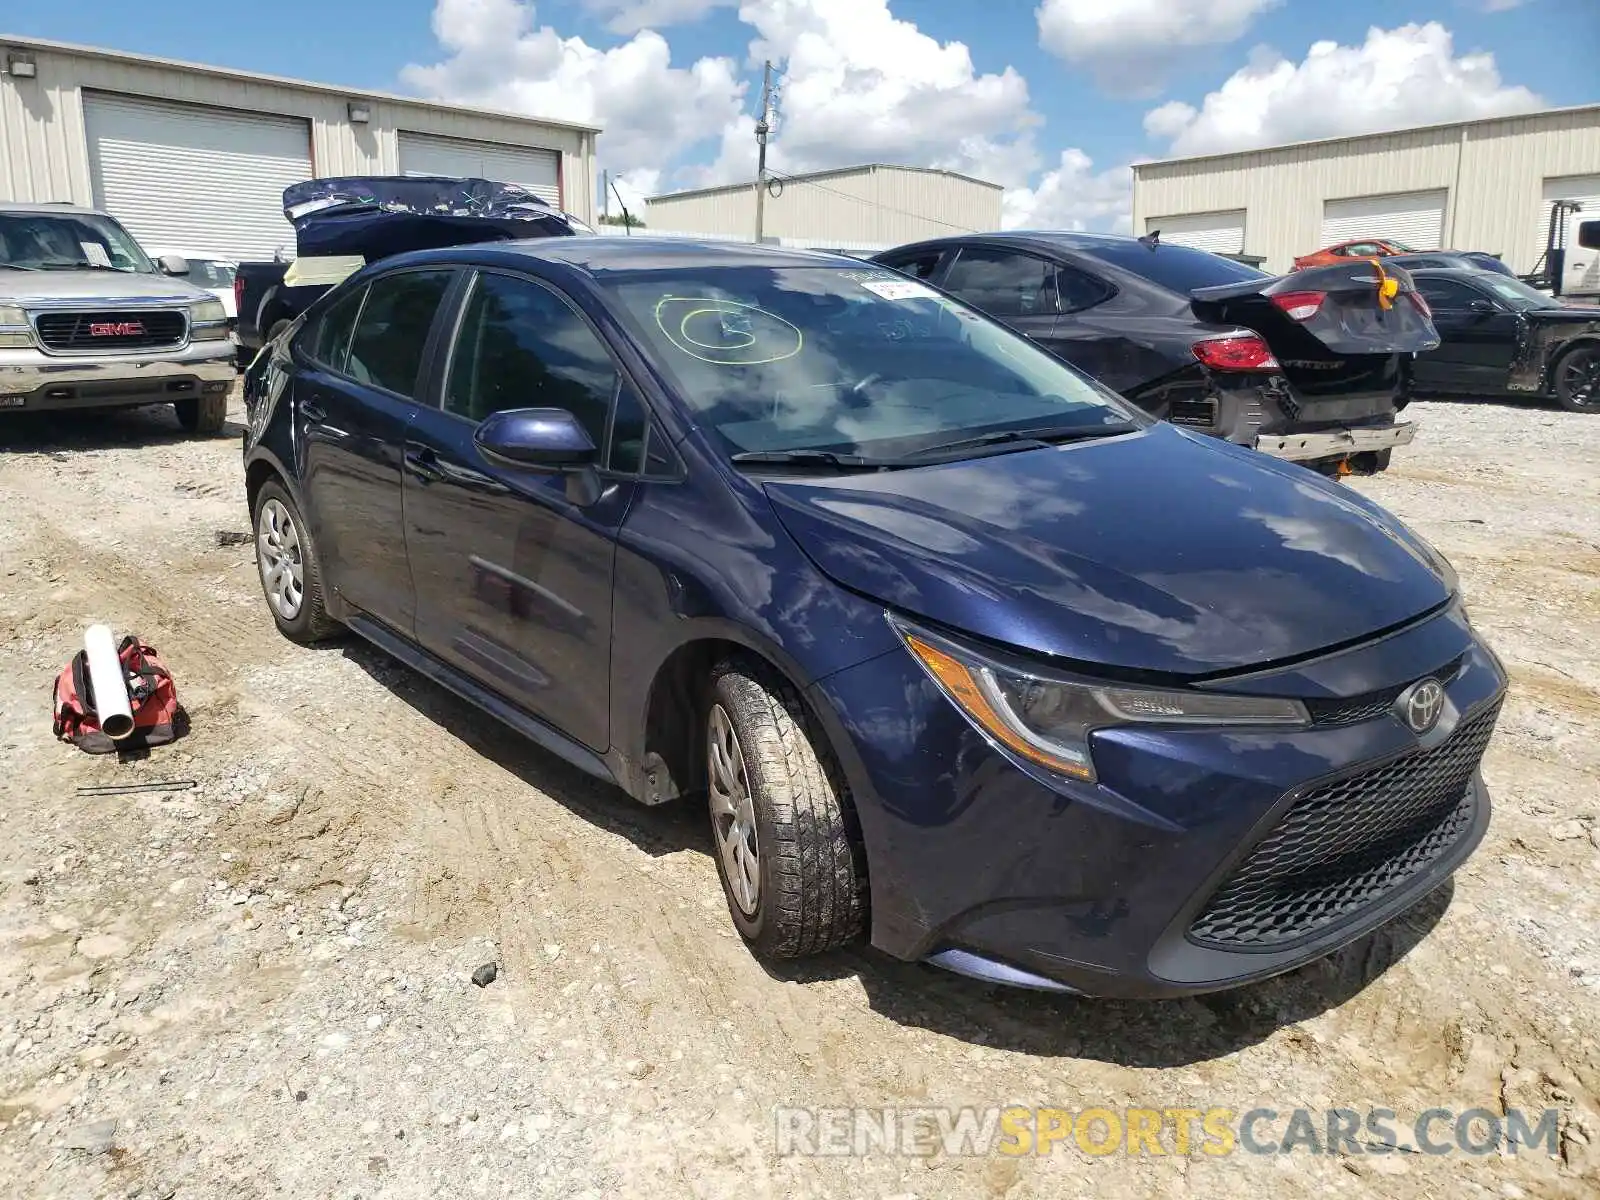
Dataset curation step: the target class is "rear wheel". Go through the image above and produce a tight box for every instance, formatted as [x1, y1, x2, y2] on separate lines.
[174, 392, 228, 434]
[1553, 345, 1600, 412]
[252, 480, 340, 644]
[705, 658, 867, 959]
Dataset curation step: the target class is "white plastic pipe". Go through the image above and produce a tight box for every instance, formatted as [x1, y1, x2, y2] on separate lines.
[84, 624, 135, 741]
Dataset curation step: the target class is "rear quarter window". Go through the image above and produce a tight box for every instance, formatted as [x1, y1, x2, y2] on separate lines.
[1082, 243, 1267, 296]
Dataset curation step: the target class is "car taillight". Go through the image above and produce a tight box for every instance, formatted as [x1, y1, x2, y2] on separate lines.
[1408, 290, 1432, 318]
[1271, 291, 1325, 321]
[233, 275, 245, 314]
[1192, 334, 1280, 372]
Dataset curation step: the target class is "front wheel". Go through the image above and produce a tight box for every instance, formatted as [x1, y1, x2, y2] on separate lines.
[174, 392, 228, 434]
[1553, 345, 1600, 412]
[705, 658, 867, 959]
[252, 480, 340, 644]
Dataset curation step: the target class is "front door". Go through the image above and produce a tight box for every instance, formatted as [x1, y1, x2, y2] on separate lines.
[1412, 276, 1519, 394]
[295, 268, 455, 633]
[404, 269, 634, 753]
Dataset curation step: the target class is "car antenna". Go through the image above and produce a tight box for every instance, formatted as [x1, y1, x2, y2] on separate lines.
[609, 179, 634, 236]
[1138, 230, 1160, 250]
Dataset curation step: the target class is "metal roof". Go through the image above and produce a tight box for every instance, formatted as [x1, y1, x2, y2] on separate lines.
[1133, 103, 1600, 173]
[0, 33, 603, 134]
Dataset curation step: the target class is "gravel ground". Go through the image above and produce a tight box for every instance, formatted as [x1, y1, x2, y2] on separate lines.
[0, 396, 1597, 1199]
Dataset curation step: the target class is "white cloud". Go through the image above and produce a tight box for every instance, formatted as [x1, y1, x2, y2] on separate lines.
[1480, 0, 1530, 10]
[1036, 0, 1279, 97]
[1002, 148, 1133, 232]
[402, 0, 745, 176]
[1146, 22, 1543, 157]
[583, 0, 736, 35]
[707, 0, 1039, 191]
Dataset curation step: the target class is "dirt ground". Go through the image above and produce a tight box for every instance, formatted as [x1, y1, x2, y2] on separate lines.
[1, 395, 1597, 1199]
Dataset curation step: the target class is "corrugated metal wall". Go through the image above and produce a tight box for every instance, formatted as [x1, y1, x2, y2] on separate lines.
[0, 41, 596, 224]
[644, 166, 1003, 245]
[1132, 108, 1600, 274]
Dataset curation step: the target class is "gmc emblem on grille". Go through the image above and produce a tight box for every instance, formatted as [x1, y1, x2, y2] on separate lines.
[89, 321, 146, 337]
[1397, 678, 1445, 734]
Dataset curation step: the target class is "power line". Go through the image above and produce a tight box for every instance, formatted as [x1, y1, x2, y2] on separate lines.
[764, 167, 983, 235]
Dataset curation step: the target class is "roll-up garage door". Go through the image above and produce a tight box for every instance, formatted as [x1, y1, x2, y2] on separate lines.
[398, 132, 562, 208]
[85, 93, 312, 262]
[1320, 191, 1446, 251]
[1144, 210, 1246, 254]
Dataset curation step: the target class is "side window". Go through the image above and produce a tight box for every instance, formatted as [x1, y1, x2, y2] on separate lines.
[1053, 264, 1115, 314]
[1578, 220, 1600, 251]
[1415, 279, 1479, 311]
[305, 284, 367, 373]
[943, 248, 1058, 318]
[880, 251, 944, 280]
[345, 270, 454, 398]
[445, 272, 618, 452]
[608, 382, 649, 475]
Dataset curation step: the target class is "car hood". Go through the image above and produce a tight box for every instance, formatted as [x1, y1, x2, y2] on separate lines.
[1, 272, 211, 304]
[763, 424, 1454, 678]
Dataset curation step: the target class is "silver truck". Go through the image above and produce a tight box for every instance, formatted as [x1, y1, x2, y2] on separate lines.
[0, 202, 235, 433]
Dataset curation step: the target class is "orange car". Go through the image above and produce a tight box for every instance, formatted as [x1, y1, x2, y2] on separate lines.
[1293, 238, 1423, 269]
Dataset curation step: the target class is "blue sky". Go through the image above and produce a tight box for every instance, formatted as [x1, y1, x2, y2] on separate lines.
[4, 0, 1593, 227]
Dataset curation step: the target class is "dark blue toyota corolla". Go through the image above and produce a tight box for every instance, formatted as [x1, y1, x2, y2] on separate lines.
[241, 238, 1505, 998]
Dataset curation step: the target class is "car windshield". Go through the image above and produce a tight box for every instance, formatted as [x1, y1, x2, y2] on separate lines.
[1077, 241, 1267, 294]
[0, 211, 157, 273]
[599, 264, 1140, 459]
[1479, 275, 1561, 310]
[1386, 240, 1419, 253]
[184, 259, 238, 288]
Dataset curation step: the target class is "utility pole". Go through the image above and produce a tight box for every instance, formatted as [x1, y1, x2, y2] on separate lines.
[602, 169, 610, 221]
[754, 60, 773, 244]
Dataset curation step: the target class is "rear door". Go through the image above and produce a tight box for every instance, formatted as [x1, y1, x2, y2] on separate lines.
[295, 268, 456, 634]
[1412, 276, 1520, 393]
[403, 268, 637, 752]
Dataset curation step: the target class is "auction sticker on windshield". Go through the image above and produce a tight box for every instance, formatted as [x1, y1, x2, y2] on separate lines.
[859, 279, 939, 301]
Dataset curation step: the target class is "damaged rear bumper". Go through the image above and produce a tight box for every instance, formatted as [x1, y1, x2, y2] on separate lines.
[1255, 421, 1417, 462]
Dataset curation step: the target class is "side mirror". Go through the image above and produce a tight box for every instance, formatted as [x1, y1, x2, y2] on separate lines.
[1468, 298, 1496, 315]
[474, 408, 596, 469]
[157, 254, 190, 276]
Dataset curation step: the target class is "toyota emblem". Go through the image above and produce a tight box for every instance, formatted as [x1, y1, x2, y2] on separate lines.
[1398, 678, 1445, 734]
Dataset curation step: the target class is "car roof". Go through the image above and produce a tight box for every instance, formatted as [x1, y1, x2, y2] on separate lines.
[0, 201, 110, 217]
[1403, 267, 1499, 281]
[880, 230, 1152, 254]
[397, 236, 864, 275]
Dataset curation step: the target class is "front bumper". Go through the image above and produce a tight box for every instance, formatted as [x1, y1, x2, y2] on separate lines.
[1256, 421, 1417, 463]
[0, 344, 236, 413]
[812, 603, 1505, 998]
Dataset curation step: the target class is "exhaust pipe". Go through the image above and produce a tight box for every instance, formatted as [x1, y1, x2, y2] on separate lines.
[84, 624, 135, 741]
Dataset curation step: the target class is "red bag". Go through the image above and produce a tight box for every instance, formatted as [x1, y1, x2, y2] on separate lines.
[52, 636, 182, 754]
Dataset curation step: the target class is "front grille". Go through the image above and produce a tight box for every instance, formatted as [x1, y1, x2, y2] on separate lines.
[1188, 700, 1500, 950]
[1304, 655, 1466, 727]
[33, 309, 188, 352]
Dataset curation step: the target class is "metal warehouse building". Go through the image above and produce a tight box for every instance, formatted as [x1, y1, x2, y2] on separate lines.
[0, 35, 599, 262]
[1132, 105, 1600, 275]
[643, 164, 1005, 251]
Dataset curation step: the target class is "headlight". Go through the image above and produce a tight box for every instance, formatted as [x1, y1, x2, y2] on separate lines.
[893, 618, 1308, 782]
[190, 299, 229, 340]
[0, 304, 31, 349]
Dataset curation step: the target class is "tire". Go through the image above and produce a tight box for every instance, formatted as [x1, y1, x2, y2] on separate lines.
[704, 657, 867, 959]
[252, 480, 340, 644]
[1553, 344, 1600, 413]
[174, 392, 228, 434]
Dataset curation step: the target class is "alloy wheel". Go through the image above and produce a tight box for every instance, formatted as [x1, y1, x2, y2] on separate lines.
[708, 703, 761, 916]
[257, 498, 305, 621]
[1560, 349, 1600, 409]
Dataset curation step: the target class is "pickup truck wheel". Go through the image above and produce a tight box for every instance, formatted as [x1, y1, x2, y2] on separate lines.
[1553, 345, 1600, 412]
[174, 392, 228, 435]
[705, 657, 867, 960]
[252, 481, 340, 644]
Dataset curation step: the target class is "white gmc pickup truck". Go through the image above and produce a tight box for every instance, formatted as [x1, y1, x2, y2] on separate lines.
[0, 202, 235, 433]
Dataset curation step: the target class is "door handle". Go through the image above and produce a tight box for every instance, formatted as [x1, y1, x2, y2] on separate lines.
[404, 445, 444, 484]
[300, 399, 327, 422]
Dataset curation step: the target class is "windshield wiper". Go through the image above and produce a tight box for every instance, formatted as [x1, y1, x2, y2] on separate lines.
[34, 262, 131, 272]
[896, 420, 1140, 463]
[0, 263, 41, 271]
[729, 448, 897, 470]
